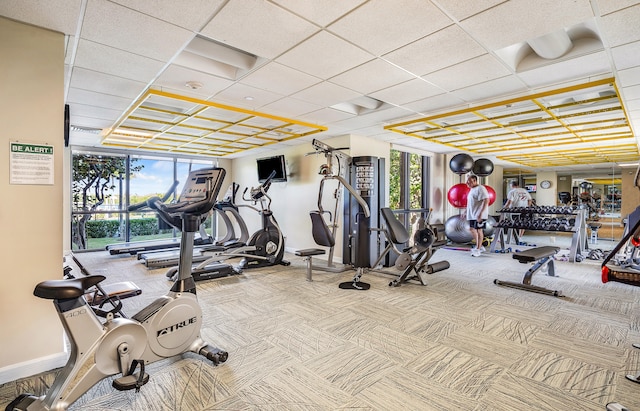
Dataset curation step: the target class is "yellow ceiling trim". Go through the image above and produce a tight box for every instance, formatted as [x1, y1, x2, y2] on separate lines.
[385, 77, 638, 167]
[102, 89, 327, 157]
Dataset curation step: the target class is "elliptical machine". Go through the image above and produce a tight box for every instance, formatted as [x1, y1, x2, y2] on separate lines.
[192, 170, 289, 274]
[7, 167, 229, 411]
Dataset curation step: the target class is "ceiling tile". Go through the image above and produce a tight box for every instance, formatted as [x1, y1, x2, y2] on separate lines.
[618, 66, 640, 87]
[70, 67, 147, 99]
[596, 0, 640, 15]
[211, 83, 284, 109]
[270, 0, 366, 27]
[434, 0, 508, 21]
[260, 97, 323, 118]
[276, 31, 373, 79]
[74, 39, 165, 83]
[0, 0, 82, 35]
[67, 88, 132, 111]
[383, 25, 486, 76]
[460, 0, 594, 50]
[328, 59, 415, 95]
[289, 81, 361, 107]
[369, 78, 445, 106]
[298, 107, 356, 125]
[599, 3, 640, 46]
[81, 0, 194, 61]
[69, 104, 123, 122]
[422, 54, 511, 91]
[404, 93, 466, 114]
[328, 0, 452, 56]
[200, 0, 319, 59]
[517, 51, 611, 87]
[610, 41, 640, 70]
[451, 75, 527, 103]
[109, 0, 225, 30]
[240, 62, 322, 96]
[154, 64, 234, 97]
[622, 83, 640, 100]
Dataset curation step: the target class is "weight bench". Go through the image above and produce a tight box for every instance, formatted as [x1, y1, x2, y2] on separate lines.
[295, 248, 326, 281]
[494, 246, 563, 297]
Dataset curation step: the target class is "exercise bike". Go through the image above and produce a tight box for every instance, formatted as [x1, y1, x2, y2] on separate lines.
[7, 167, 229, 411]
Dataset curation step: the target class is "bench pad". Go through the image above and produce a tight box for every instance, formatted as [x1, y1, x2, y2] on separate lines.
[513, 246, 560, 263]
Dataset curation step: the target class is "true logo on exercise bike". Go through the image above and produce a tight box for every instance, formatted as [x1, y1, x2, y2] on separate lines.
[157, 316, 197, 338]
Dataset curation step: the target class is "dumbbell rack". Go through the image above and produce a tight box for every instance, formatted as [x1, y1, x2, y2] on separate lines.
[490, 207, 588, 262]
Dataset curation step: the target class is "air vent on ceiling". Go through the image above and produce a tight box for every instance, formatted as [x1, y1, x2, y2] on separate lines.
[70, 126, 102, 134]
[174, 36, 262, 80]
[331, 96, 388, 116]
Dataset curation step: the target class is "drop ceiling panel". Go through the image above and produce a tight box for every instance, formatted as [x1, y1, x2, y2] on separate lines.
[70, 67, 147, 99]
[599, 4, 640, 47]
[460, 0, 594, 50]
[369, 79, 444, 106]
[610, 41, 640, 71]
[67, 88, 132, 111]
[596, 0, 640, 15]
[450, 75, 527, 103]
[423, 54, 512, 91]
[199, 0, 319, 59]
[404, 93, 467, 114]
[73, 39, 165, 83]
[383, 25, 486, 77]
[213, 83, 284, 108]
[328, 0, 452, 56]
[329, 59, 415, 95]
[240, 62, 321, 96]
[517, 51, 611, 87]
[618, 66, 640, 87]
[271, 0, 366, 27]
[276, 31, 373, 79]
[290, 81, 362, 107]
[0, 0, 82, 34]
[109, 0, 224, 30]
[81, 0, 194, 61]
[433, 0, 507, 21]
[261, 98, 322, 119]
[154, 65, 234, 97]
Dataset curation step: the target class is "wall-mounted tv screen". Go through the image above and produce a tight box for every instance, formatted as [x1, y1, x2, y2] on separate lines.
[525, 184, 537, 193]
[257, 155, 287, 183]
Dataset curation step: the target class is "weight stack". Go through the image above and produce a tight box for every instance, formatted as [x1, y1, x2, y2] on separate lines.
[343, 156, 385, 268]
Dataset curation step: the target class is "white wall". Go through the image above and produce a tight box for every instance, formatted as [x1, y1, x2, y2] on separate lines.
[536, 171, 558, 205]
[0, 18, 65, 383]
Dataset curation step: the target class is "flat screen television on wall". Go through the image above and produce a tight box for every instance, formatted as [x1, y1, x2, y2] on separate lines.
[525, 184, 537, 193]
[257, 155, 287, 183]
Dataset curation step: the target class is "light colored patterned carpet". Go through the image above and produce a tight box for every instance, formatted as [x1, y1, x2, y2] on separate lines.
[2, 245, 639, 410]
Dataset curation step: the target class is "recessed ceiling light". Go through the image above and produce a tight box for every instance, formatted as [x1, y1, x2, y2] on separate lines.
[244, 96, 254, 101]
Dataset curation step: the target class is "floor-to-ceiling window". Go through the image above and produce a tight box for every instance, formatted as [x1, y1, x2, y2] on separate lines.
[388, 149, 431, 242]
[71, 149, 214, 251]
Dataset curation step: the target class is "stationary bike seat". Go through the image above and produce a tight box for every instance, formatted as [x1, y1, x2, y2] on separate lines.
[34, 275, 106, 300]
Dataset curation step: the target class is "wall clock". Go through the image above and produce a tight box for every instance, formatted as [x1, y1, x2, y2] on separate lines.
[540, 180, 552, 189]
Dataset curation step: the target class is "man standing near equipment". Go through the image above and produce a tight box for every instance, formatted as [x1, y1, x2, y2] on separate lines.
[504, 180, 532, 238]
[466, 175, 489, 257]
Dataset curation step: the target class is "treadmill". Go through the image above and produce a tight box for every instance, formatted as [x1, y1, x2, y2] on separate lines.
[105, 180, 213, 255]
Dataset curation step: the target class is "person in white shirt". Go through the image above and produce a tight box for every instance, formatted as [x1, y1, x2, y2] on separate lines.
[504, 181, 532, 238]
[466, 175, 489, 257]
